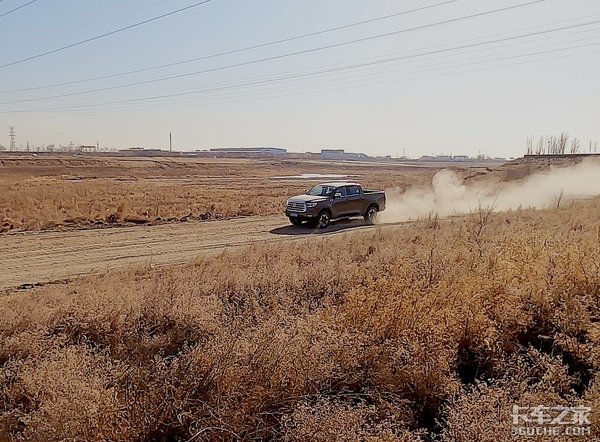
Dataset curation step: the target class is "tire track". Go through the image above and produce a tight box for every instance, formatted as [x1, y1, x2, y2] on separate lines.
[0, 215, 393, 290]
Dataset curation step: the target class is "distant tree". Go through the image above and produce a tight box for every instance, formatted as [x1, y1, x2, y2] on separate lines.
[557, 132, 568, 154]
[535, 137, 545, 155]
[570, 138, 581, 154]
[526, 133, 592, 155]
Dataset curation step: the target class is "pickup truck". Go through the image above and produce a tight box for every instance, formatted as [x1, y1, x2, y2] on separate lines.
[285, 181, 386, 228]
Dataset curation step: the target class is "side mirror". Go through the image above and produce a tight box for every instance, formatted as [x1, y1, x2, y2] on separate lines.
[334, 192, 342, 198]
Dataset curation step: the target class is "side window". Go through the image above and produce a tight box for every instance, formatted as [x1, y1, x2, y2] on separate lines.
[336, 187, 348, 197]
[347, 185, 359, 196]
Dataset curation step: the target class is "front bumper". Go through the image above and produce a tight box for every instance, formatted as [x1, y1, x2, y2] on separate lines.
[285, 209, 319, 220]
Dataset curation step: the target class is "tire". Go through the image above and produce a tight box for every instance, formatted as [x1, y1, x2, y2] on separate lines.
[289, 217, 303, 226]
[316, 210, 331, 229]
[364, 205, 378, 224]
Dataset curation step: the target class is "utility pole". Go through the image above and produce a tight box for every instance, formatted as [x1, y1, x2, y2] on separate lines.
[96, 141, 99, 152]
[169, 132, 172, 153]
[9, 126, 15, 151]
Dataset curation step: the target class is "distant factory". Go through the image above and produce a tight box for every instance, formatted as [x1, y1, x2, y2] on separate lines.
[207, 147, 287, 156]
[106, 146, 508, 163]
[317, 149, 369, 161]
[418, 154, 506, 163]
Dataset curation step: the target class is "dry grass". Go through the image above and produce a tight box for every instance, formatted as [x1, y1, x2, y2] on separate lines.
[0, 156, 435, 232]
[1, 197, 599, 441]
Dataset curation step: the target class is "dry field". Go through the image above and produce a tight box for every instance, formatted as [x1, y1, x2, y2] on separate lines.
[0, 155, 439, 233]
[1, 195, 599, 440]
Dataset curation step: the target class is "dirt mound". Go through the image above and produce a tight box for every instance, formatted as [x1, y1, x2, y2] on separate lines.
[463, 154, 591, 183]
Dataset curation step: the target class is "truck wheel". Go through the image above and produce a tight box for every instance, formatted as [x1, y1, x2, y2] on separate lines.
[364, 205, 378, 224]
[317, 210, 331, 229]
[289, 217, 303, 226]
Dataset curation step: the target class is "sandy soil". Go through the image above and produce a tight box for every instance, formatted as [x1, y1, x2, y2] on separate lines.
[0, 215, 393, 290]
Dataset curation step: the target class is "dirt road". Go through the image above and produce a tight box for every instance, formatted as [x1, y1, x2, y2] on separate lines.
[1, 216, 385, 290]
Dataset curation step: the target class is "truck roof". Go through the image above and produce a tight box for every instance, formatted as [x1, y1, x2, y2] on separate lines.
[317, 181, 361, 187]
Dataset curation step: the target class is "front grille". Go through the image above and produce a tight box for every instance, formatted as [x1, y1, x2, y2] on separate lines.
[287, 201, 306, 212]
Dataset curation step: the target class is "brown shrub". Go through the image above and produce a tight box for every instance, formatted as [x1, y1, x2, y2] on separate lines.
[0, 198, 599, 440]
[0, 157, 435, 232]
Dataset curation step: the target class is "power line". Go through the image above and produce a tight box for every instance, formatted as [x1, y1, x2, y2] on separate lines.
[82, 47, 600, 114]
[15, 45, 599, 115]
[40, 31, 600, 111]
[4, 0, 180, 56]
[2, 15, 597, 107]
[0, 0, 554, 105]
[0, 0, 461, 93]
[166, 35, 600, 108]
[0, 0, 214, 69]
[5, 33, 599, 114]
[42, 23, 597, 105]
[0, 0, 37, 20]
[58, 40, 599, 113]
[221, 34, 600, 101]
[6, 8, 595, 97]
[8, 41, 598, 113]
[100, 43, 600, 107]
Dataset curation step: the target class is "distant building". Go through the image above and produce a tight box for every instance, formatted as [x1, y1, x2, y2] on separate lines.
[320, 149, 369, 161]
[453, 155, 470, 161]
[118, 147, 167, 157]
[419, 154, 476, 162]
[209, 147, 287, 156]
[320, 149, 345, 159]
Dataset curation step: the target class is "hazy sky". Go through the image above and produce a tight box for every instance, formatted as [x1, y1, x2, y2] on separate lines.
[1, 0, 599, 157]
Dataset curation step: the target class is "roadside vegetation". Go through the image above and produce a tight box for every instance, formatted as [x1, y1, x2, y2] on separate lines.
[0, 156, 435, 232]
[1, 197, 598, 441]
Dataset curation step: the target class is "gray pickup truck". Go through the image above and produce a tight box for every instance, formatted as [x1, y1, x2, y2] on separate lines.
[285, 181, 386, 228]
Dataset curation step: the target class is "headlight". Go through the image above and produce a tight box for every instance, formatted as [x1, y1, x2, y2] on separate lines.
[306, 202, 318, 208]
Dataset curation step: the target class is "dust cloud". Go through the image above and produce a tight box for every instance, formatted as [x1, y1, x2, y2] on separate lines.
[378, 159, 600, 223]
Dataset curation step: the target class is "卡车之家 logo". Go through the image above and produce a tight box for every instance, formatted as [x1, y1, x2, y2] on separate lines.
[511, 405, 592, 437]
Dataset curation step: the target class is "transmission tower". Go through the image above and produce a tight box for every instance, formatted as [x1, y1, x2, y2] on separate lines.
[9, 127, 16, 151]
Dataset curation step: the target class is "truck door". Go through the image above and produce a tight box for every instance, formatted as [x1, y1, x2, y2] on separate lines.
[345, 185, 363, 215]
[331, 186, 350, 217]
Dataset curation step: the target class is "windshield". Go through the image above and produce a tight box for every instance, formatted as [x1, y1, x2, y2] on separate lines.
[306, 185, 335, 196]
